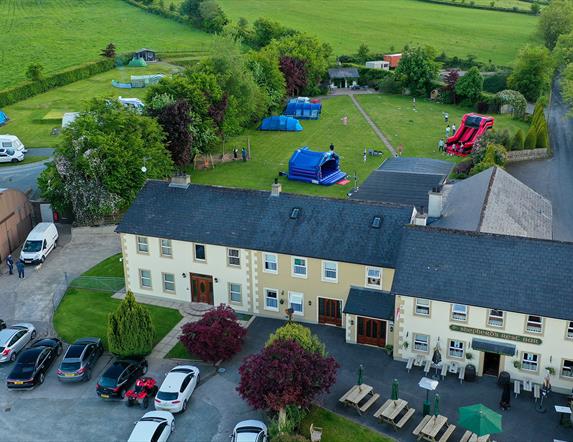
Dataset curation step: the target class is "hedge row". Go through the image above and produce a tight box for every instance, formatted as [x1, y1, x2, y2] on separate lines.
[416, 0, 537, 15]
[122, 0, 190, 25]
[0, 58, 116, 107]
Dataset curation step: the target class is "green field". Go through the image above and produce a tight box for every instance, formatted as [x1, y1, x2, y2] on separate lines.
[0, 63, 177, 148]
[0, 0, 212, 90]
[218, 0, 538, 65]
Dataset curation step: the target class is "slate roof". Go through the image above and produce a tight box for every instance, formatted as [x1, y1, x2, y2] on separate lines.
[432, 167, 552, 239]
[328, 68, 360, 79]
[343, 287, 395, 320]
[392, 226, 573, 320]
[116, 181, 414, 267]
[377, 157, 454, 176]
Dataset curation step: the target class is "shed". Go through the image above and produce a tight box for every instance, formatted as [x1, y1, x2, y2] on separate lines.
[365, 61, 390, 71]
[288, 147, 346, 185]
[134, 48, 157, 62]
[328, 67, 360, 88]
[0, 188, 33, 261]
[259, 116, 303, 132]
[383, 53, 402, 69]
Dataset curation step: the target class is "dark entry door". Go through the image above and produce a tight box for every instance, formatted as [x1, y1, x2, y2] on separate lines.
[318, 298, 342, 326]
[357, 317, 386, 347]
[483, 352, 501, 376]
[190, 274, 213, 304]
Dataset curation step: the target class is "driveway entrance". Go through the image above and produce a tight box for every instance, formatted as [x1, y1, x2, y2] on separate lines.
[357, 317, 386, 347]
[190, 274, 213, 304]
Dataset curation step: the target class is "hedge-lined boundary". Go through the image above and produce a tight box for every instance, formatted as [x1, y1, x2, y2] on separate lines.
[416, 0, 538, 15]
[0, 59, 117, 107]
[122, 0, 190, 25]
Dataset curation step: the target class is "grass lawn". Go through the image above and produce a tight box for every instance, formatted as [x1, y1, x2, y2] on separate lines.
[53, 254, 182, 348]
[0, 0, 213, 90]
[217, 0, 539, 65]
[0, 156, 48, 167]
[191, 95, 389, 199]
[165, 342, 202, 360]
[0, 63, 177, 148]
[301, 406, 394, 442]
[356, 94, 530, 160]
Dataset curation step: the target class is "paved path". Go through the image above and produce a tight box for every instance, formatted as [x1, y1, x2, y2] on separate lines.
[0, 159, 50, 197]
[349, 94, 398, 157]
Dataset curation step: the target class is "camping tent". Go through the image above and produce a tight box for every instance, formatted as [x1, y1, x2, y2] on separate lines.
[128, 57, 147, 67]
[288, 147, 346, 185]
[259, 116, 303, 132]
[283, 99, 322, 120]
[0, 111, 9, 126]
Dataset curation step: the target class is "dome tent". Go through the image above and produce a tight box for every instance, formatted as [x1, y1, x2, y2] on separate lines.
[259, 116, 303, 132]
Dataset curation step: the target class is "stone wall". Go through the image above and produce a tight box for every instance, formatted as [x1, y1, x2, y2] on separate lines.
[506, 148, 549, 163]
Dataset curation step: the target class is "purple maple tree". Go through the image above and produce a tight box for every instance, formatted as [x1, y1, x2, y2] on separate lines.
[279, 56, 308, 96]
[154, 99, 193, 167]
[237, 339, 338, 426]
[180, 305, 247, 364]
[444, 69, 460, 104]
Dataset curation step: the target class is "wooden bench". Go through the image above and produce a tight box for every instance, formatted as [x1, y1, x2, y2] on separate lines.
[441, 363, 448, 380]
[412, 415, 432, 437]
[460, 430, 472, 442]
[396, 407, 416, 429]
[514, 380, 521, 398]
[359, 393, 380, 413]
[458, 365, 466, 384]
[374, 400, 392, 419]
[533, 384, 541, 402]
[338, 388, 354, 403]
[406, 357, 415, 372]
[424, 359, 431, 375]
[438, 424, 456, 442]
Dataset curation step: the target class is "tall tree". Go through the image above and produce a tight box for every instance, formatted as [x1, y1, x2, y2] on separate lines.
[279, 56, 308, 96]
[394, 45, 439, 95]
[198, 0, 228, 33]
[100, 43, 116, 58]
[151, 99, 194, 167]
[539, 0, 573, 49]
[251, 18, 298, 49]
[455, 66, 484, 103]
[444, 69, 460, 104]
[247, 48, 287, 111]
[508, 45, 552, 102]
[356, 43, 370, 64]
[266, 323, 326, 356]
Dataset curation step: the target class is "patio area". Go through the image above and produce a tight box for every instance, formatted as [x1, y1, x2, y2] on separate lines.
[234, 318, 572, 442]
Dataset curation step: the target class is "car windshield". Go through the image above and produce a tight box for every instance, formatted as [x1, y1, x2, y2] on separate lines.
[98, 376, 118, 388]
[60, 362, 81, 371]
[23, 240, 42, 253]
[3, 148, 15, 155]
[11, 364, 35, 376]
[156, 391, 178, 401]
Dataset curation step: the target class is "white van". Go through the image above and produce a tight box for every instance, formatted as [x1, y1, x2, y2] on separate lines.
[20, 223, 59, 264]
[0, 147, 24, 163]
[0, 135, 27, 153]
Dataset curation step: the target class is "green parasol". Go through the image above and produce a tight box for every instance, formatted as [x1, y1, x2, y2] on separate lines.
[391, 379, 399, 400]
[433, 394, 440, 416]
[458, 404, 502, 436]
[357, 364, 364, 386]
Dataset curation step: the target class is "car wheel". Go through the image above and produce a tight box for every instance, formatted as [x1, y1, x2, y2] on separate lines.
[182, 399, 188, 412]
[11, 158, 17, 163]
[126, 399, 133, 407]
[9, 352, 16, 362]
[141, 364, 148, 375]
[39, 373, 45, 384]
[31, 330, 37, 339]
[197, 373, 200, 385]
[56, 345, 62, 356]
[142, 397, 149, 409]
[40, 256, 45, 263]
[119, 388, 126, 399]
[170, 421, 175, 433]
[84, 369, 91, 382]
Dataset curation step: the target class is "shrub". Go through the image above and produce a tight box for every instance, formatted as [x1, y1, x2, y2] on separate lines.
[266, 323, 326, 356]
[495, 89, 527, 120]
[26, 63, 44, 81]
[536, 122, 549, 148]
[524, 125, 538, 149]
[378, 75, 402, 94]
[499, 128, 511, 149]
[511, 129, 525, 150]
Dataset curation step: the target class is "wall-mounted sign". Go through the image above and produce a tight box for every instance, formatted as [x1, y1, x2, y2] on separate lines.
[449, 324, 542, 345]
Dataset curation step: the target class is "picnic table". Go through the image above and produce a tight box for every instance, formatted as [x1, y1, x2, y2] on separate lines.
[338, 384, 379, 415]
[374, 399, 416, 430]
[460, 430, 491, 442]
[418, 414, 456, 442]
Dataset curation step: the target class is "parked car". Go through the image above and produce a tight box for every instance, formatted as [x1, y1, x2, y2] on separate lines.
[96, 358, 148, 399]
[128, 411, 175, 442]
[230, 420, 268, 442]
[154, 365, 200, 413]
[0, 135, 27, 153]
[0, 147, 24, 163]
[57, 337, 103, 382]
[0, 323, 36, 363]
[6, 338, 63, 389]
[20, 222, 59, 264]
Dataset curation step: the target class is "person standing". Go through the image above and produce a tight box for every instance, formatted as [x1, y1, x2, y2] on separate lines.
[6, 254, 14, 275]
[444, 112, 449, 123]
[329, 143, 335, 152]
[452, 123, 456, 135]
[438, 138, 444, 152]
[363, 149, 367, 162]
[398, 144, 404, 156]
[445, 125, 451, 138]
[16, 259, 25, 279]
[412, 97, 416, 111]
[241, 147, 247, 162]
[233, 148, 238, 160]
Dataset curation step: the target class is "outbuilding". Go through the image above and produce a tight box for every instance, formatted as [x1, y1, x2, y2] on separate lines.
[0, 188, 33, 262]
[134, 48, 157, 62]
[328, 67, 360, 89]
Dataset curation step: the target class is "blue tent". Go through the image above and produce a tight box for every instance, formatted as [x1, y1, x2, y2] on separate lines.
[0, 111, 8, 126]
[259, 116, 303, 132]
[283, 100, 322, 120]
[288, 147, 346, 185]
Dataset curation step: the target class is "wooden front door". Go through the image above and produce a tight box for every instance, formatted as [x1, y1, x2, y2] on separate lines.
[357, 317, 386, 347]
[483, 352, 501, 376]
[190, 274, 213, 304]
[318, 298, 342, 326]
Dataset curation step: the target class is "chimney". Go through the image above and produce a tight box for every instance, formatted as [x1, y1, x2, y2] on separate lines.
[169, 174, 191, 189]
[428, 187, 443, 218]
[271, 178, 282, 197]
[413, 211, 427, 226]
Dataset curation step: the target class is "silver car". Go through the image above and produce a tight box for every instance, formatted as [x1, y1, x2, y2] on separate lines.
[0, 323, 37, 363]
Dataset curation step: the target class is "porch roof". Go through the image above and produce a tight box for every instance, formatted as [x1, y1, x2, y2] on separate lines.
[343, 287, 395, 320]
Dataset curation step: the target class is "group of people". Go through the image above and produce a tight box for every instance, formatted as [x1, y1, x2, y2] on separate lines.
[232, 147, 249, 162]
[3, 254, 25, 279]
[437, 112, 462, 155]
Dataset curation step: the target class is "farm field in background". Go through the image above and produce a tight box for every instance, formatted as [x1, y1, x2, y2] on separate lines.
[217, 0, 539, 65]
[0, 63, 178, 148]
[0, 0, 212, 90]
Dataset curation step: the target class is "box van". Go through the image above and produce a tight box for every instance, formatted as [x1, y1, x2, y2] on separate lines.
[0, 135, 27, 153]
[0, 147, 24, 163]
[20, 223, 59, 264]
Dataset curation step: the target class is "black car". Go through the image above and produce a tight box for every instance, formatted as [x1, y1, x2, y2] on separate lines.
[57, 337, 104, 382]
[96, 358, 148, 399]
[7, 338, 63, 389]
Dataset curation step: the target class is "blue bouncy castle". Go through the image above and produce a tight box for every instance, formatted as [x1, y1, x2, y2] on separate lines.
[288, 147, 346, 185]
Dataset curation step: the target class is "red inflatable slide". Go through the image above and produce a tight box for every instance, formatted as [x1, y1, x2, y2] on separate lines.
[445, 113, 494, 156]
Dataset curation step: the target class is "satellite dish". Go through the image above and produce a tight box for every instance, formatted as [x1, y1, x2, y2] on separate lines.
[141, 166, 147, 173]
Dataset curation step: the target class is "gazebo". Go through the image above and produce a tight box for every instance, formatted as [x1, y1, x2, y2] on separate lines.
[134, 48, 157, 62]
[328, 67, 360, 89]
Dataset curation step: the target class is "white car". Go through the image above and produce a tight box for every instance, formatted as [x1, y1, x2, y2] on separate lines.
[0, 323, 37, 363]
[0, 147, 24, 163]
[230, 420, 268, 442]
[127, 411, 174, 442]
[154, 365, 200, 413]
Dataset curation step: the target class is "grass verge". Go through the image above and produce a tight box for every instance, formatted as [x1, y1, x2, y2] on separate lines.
[0, 156, 49, 167]
[165, 341, 202, 360]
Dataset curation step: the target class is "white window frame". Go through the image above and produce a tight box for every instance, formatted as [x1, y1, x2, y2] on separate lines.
[322, 261, 338, 283]
[263, 253, 278, 274]
[288, 292, 304, 315]
[160, 239, 172, 257]
[567, 321, 573, 340]
[194, 243, 206, 261]
[136, 236, 149, 254]
[561, 359, 573, 378]
[451, 304, 467, 322]
[365, 267, 382, 288]
[521, 352, 539, 372]
[139, 269, 152, 289]
[448, 339, 464, 359]
[229, 283, 242, 303]
[292, 257, 307, 278]
[415, 298, 430, 316]
[264, 288, 279, 311]
[413, 333, 429, 353]
[227, 248, 241, 267]
[162, 273, 175, 292]
[487, 309, 504, 328]
[526, 315, 543, 334]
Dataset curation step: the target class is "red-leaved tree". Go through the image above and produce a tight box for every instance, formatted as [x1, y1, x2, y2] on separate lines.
[444, 69, 460, 104]
[153, 99, 193, 167]
[180, 305, 247, 364]
[237, 339, 338, 427]
[279, 56, 308, 96]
